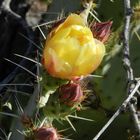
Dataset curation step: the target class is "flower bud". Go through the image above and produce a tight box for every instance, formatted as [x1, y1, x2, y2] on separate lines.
[43, 14, 105, 79]
[34, 127, 59, 140]
[59, 82, 83, 106]
[91, 21, 112, 43]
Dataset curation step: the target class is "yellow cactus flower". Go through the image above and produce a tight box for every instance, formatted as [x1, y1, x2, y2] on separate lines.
[42, 14, 105, 79]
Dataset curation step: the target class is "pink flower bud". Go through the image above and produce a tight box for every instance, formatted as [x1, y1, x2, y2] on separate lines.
[91, 21, 112, 43]
[59, 82, 83, 106]
[35, 127, 59, 140]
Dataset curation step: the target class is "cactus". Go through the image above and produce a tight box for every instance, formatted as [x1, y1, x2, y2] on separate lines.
[1, 0, 140, 140]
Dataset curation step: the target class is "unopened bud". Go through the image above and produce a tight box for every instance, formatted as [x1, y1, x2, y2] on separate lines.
[35, 127, 59, 140]
[59, 82, 83, 106]
[91, 21, 112, 43]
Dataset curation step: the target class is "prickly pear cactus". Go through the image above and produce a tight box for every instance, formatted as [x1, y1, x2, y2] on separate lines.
[1, 1, 140, 140]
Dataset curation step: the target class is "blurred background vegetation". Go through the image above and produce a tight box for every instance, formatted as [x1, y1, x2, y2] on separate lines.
[0, 0, 140, 140]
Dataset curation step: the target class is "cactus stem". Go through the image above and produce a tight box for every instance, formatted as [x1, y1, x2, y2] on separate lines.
[89, 11, 101, 23]
[4, 58, 38, 79]
[80, 0, 93, 24]
[134, 30, 140, 41]
[19, 33, 42, 51]
[68, 115, 94, 122]
[37, 24, 46, 40]
[65, 116, 76, 132]
[0, 112, 19, 118]
[14, 54, 42, 66]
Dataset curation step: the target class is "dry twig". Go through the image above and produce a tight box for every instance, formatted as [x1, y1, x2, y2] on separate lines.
[92, 81, 140, 140]
[92, 0, 140, 139]
[123, 0, 140, 137]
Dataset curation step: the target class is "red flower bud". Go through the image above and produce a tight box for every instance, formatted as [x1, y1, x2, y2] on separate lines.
[91, 21, 112, 43]
[59, 82, 83, 105]
[35, 127, 59, 140]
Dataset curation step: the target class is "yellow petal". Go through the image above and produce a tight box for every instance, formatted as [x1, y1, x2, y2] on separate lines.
[42, 14, 105, 79]
[54, 14, 86, 34]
